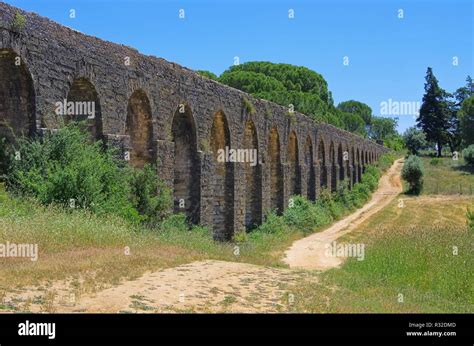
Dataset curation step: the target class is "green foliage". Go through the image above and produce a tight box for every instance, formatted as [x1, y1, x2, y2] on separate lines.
[215, 61, 397, 137]
[467, 207, 474, 232]
[252, 154, 394, 237]
[223, 62, 330, 100]
[376, 152, 397, 172]
[242, 96, 256, 115]
[417, 67, 451, 157]
[403, 126, 427, 155]
[384, 134, 404, 151]
[219, 62, 333, 124]
[0, 137, 11, 178]
[283, 195, 332, 232]
[11, 11, 26, 31]
[5, 123, 170, 225]
[219, 70, 286, 94]
[370, 116, 398, 140]
[429, 157, 442, 166]
[196, 70, 218, 80]
[402, 155, 424, 195]
[256, 210, 287, 234]
[462, 144, 474, 166]
[458, 96, 474, 146]
[337, 100, 372, 127]
[128, 164, 172, 227]
[339, 110, 366, 136]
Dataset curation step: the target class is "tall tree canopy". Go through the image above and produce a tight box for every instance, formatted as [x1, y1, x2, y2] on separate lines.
[417, 67, 451, 157]
[337, 100, 373, 127]
[369, 116, 398, 140]
[458, 95, 474, 146]
[197, 62, 396, 139]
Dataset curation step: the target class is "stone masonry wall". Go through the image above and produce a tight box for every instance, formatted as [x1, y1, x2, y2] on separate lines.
[0, 2, 389, 239]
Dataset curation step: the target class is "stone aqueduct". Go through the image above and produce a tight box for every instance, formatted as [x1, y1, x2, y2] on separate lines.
[0, 3, 388, 240]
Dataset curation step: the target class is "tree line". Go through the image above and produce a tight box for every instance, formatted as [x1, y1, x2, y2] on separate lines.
[405, 68, 473, 157]
[197, 62, 399, 146]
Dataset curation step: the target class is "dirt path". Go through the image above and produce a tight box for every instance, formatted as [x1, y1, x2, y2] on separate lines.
[283, 159, 403, 270]
[2, 260, 313, 313]
[2, 160, 402, 313]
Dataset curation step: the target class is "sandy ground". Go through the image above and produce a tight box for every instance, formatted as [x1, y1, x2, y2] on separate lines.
[284, 159, 403, 270]
[2, 160, 402, 313]
[2, 260, 313, 313]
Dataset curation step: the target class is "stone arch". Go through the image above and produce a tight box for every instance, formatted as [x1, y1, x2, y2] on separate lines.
[171, 104, 200, 225]
[268, 127, 283, 214]
[243, 120, 261, 231]
[65, 77, 103, 141]
[126, 89, 154, 168]
[318, 140, 326, 188]
[338, 143, 344, 182]
[210, 110, 234, 240]
[356, 148, 362, 183]
[351, 146, 357, 186]
[304, 136, 315, 201]
[287, 130, 300, 197]
[0, 49, 36, 143]
[329, 141, 337, 192]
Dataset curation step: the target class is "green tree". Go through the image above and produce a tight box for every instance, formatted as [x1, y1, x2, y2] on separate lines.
[337, 100, 373, 129]
[459, 96, 474, 145]
[401, 155, 424, 195]
[403, 126, 427, 155]
[417, 67, 451, 157]
[369, 116, 398, 140]
[339, 111, 366, 135]
[447, 76, 473, 151]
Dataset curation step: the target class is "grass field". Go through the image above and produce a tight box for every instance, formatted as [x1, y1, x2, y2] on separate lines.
[290, 156, 474, 313]
[418, 156, 474, 195]
[0, 183, 303, 298]
[291, 196, 473, 312]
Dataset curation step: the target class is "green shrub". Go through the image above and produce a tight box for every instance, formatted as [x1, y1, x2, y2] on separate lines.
[11, 11, 26, 31]
[0, 137, 11, 178]
[401, 155, 424, 195]
[5, 123, 170, 225]
[467, 207, 474, 232]
[430, 157, 442, 166]
[158, 213, 189, 233]
[128, 164, 172, 227]
[376, 152, 396, 172]
[256, 210, 287, 234]
[283, 195, 331, 233]
[462, 145, 474, 166]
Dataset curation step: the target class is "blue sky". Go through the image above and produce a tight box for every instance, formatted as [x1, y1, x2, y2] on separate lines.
[5, 0, 473, 133]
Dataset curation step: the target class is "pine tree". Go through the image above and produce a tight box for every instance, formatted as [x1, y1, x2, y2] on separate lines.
[417, 67, 451, 157]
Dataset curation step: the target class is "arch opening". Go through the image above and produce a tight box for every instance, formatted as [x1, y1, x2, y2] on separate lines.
[269, 127, 283, 214]
[0, 49, 36, 143]
[65, 77, 103, 141]
[210, 111, 234, 240]
[171, 105, 200, 225]
[330, 142, 337, 192]
[304, 137, 315, 201]
[338, 143, 344, 182]
[318, 140, 326, 189]
[287, 131, 300, 197]
[243, 120, 261, 231]
[126, 90, 154, 168]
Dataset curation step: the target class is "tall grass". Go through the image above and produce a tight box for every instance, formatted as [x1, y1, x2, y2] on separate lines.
[290, 183, 474, 312]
